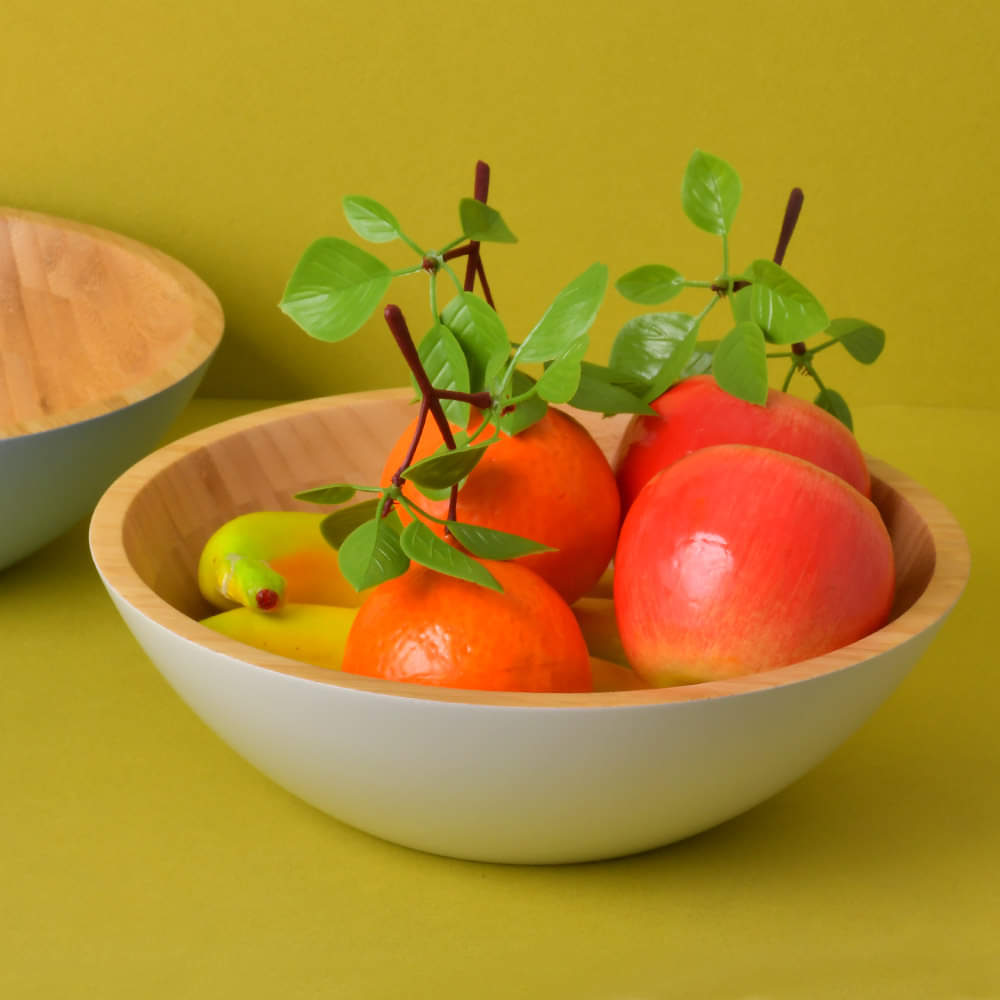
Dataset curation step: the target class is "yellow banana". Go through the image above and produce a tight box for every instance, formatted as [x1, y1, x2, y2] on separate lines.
[197, 511, 364, 612]
[201, 603, 358, 670]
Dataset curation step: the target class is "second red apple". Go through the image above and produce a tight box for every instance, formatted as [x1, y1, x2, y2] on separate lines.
[615, 374, 872, 516]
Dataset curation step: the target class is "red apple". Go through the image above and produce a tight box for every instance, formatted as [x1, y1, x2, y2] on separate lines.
[615, 374, 871, 516]
[613, 444, 895, 686]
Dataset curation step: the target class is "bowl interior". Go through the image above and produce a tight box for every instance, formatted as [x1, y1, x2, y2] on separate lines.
[92, 389, 969, 706]
[0, 208, 223, 438]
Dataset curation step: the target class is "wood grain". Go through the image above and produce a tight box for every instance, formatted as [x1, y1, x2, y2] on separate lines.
[0, 207, 223, 438]
[89, 389, 972, 707]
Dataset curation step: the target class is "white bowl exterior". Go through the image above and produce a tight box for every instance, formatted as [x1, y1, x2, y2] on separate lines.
[101, 579, 945, 864]
[0, 359, 211, 570]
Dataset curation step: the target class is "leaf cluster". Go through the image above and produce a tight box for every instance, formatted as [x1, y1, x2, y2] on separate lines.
[278, 189, 647, 592]
[611, 150, 885, 429]
[277, 153, 886, 594]
[279, 193, 652, 426]
[293, 479, 556, 594]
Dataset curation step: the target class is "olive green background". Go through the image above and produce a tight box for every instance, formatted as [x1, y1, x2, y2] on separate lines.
[3, 0, 998, 414]
[3, 1, 999, 997]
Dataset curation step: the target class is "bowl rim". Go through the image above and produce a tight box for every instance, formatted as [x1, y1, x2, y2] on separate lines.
[89, 388, 972, 709]
[0, 205, 224, 439]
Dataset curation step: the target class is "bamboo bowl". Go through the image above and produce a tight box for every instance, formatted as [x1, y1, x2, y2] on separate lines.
[0, 207, 223, 569]
[90, 389, 969, 864]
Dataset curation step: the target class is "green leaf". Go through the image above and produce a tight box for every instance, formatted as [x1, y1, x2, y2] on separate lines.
[615, 265, 684, 305]
[399, 520, 502, 591]
[827, 318, 886, 364]
[337, 510, 409, 591]
[440, 292, 510, 393]
[404, 444, 489, 491]
[712, 322, 769, 404]
[535, 337, 589, 404]
[320, 498, 382, 548]
[447, 521, 554, 559]
[730, 283, 753, 323]
[680, 346, 716, 379]
[580, 360, 649, 396]
[279, 238, 392, 342]
[458, 199, 518, 243]
[294, 484, 357, 505]
[404, 432, 476, 501]
[417, 323, 472, 426]
[568, 363, 654, 415]
[516, 263, 608, 364]
[681, 150, 742, 236]
[609, 313, 699, 401]
[498, 370, 548, 436]
[814, 387, 854, 430]
[747, 259, 829, 344]
[342, 196, 402, 243]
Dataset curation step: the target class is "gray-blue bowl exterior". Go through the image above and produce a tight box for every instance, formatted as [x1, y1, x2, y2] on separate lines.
[0, 356, 214, 571]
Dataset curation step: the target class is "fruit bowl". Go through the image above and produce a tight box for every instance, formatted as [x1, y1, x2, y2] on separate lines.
[89, 389, 970, 864]
[0, 207, 224, 570]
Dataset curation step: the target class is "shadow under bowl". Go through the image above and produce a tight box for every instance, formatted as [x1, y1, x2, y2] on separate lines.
[89, 389, 970, 864]
[0, 207, 223, 569]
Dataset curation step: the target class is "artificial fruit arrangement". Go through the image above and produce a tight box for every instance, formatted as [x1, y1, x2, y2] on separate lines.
[196, 151, 891, 693]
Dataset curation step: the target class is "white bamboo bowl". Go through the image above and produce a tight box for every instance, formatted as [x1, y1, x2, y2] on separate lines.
[89, 389, 970, 864]
[0, 207, 223, 569]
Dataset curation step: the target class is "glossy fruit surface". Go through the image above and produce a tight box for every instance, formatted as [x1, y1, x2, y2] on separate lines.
[341, 559, 591, 692]
[615, 374, 871, 516]
[380, 407, 620, 604]
[614, 444, 895, 686]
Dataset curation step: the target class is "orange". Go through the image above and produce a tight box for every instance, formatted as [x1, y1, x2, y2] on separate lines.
[380, 407, 620, 604]
[341, 559, 592, 693]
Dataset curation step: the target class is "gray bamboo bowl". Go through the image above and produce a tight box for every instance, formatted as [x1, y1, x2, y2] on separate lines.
[90, 389, 969, 864]
[0, 207, 223, 570]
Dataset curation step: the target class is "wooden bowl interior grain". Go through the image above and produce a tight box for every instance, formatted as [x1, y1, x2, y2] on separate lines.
[94, 389, 968, 706]
[0, 208, 222, 438]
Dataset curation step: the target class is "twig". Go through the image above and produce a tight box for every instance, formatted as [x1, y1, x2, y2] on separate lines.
[464, 161, 490, 293]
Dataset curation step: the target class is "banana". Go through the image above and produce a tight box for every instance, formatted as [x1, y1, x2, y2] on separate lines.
[197, 511, 364, 612]
[201, 603, 359, 670]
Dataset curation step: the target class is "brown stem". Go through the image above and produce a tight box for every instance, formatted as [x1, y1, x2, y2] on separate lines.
[464, 161, 490, 293]
[444, 240, 495, 307]
[381, 163, 499, 530]
[476, 256, 495, 309]
[397, 397, 431, 474]
[775, 187, 807, 356]
[438, 389, 492, 408]
[774, 187, 804, 266]
[384, 304, 463, 525]
[384, 305, 457, 449]
[384, 396, 430, 517]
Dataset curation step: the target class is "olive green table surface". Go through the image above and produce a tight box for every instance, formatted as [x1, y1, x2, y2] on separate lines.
[2, 399, 997, 1000]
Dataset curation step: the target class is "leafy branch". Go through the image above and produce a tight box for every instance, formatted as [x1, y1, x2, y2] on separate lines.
[279, 162, 645, 593]
[610, 150, 885, 430]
